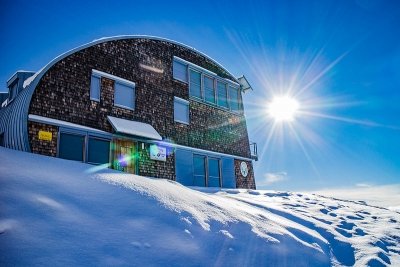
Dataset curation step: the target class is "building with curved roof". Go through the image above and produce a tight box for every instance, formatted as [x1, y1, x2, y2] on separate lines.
[0, 36, 257, 189]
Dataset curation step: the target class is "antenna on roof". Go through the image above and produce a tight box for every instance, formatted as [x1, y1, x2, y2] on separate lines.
[237, 75, 253, 92]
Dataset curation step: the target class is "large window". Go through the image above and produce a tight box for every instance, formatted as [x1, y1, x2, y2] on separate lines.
[193, 155, 206, 187]
[173, 57, 242, 113]
[115, 81, 135, 110]
[217, 81, 228, 108]
[88, 137, 110, 165]
[208, 158, 221, 187]
[90, 75, 101, 101]
[189, 70, 202, 98]
[229, 86, 240, 112]
[174, 97, 189, 124]
[204, 76, 215, 104]
[173, 60, 188, 82]
[58, 133, 85, 162]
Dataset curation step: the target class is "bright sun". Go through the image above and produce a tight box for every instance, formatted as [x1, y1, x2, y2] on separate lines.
[268, 96, 300, 122]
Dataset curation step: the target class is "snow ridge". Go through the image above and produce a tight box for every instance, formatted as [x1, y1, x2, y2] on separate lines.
[0, 147, 399, 266]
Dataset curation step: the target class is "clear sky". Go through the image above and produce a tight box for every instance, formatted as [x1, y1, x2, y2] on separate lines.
[1, 0, 399, 191]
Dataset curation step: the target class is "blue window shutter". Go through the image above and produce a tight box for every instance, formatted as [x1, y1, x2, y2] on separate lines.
[90, 75, 100, 101]
[88, 137, 110, 164]
[175, 149, 194, 186]
[173, 60, 188, 82]
[115, 82, 135, 109]
[174, 97, 189, 124]
[59, 133, 85, 162]
[222, 157, 236, 188]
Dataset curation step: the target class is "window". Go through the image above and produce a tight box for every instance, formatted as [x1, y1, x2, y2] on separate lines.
[189, 70, 202, 98]
[58, 133, 85, 162]
[208, 158, 221, 187]
[88, 137, 110, 165]
[115, 81, 135, 110]
[204, 76, 215, 104]
[217, 81, 228, 108]
[175, 57, 242, 112]
[173, 60, 188, 82]
[229, 86, 240, 112]
[90, 75, 101, 101]
[193, 155, 206, 187]
[174, 97, 189, 124]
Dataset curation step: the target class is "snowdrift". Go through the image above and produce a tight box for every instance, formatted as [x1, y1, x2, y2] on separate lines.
[0, 147, 399, 266]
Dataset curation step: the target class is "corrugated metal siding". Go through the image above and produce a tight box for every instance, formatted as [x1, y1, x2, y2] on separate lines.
[0, 84, 33, 152]
[222, 157, 236, 188]
[175, 148, 194, 186]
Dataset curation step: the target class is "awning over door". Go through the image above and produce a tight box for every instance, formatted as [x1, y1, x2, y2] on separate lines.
[107, 116, 162, 140]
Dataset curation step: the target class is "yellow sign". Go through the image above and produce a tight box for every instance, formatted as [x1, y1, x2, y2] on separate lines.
[38, 131, 52, 141]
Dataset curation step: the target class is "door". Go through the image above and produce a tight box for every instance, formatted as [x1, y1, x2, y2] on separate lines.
[112, 138, 136, 173]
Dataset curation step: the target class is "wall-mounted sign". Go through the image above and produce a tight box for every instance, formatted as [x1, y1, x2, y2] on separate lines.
[150, 144, 166, 162]
[240, 161, 248, 177]
[38, 131, 52, 141]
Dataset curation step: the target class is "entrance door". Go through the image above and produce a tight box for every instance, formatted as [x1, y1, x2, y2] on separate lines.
[112, 139, 136, 174]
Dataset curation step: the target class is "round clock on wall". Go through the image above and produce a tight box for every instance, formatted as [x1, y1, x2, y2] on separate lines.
[240, 161, 248, 177]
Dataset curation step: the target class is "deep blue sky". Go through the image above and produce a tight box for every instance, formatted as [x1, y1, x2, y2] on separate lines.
[1, 0, 399, 190]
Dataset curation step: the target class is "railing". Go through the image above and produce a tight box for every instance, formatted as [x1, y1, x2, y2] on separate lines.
[250, 142, 258, 161]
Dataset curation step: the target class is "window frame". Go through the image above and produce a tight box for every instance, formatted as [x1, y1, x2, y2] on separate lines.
[175, 57, 242, 113]
[217, 81, 229, 109]
[228, 85, 241, 112]
[189, 68, 203, 100]
[203, 74, 216, 105]
[207, 157, 221, 187]
[174, 97, 190, 125]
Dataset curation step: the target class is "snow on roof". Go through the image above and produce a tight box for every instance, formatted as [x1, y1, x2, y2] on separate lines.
[23, 69, 42, 89]
[6, 70, 36, 84]
[107, 116, 162, 140]
[29, 114, 110, 136]
[18, 35, 239, 98]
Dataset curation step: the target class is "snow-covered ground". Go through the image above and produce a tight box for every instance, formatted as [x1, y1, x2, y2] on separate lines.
[0, 147, 399, 266]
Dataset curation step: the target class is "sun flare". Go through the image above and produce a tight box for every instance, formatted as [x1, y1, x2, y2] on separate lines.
[268, 96, 300, 122]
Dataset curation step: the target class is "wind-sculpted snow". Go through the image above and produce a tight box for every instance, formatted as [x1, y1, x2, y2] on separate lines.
[0, 148, 399, 266]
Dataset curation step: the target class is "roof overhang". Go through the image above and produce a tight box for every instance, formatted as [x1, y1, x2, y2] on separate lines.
[107, 116, 162, 140]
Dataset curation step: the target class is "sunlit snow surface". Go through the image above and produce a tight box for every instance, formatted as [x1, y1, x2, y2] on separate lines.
[0, 148, 399, 266]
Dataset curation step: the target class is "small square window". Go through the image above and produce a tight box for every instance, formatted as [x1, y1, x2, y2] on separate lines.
[174, 97, 189, 124]
[90, 75, 101, 101]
